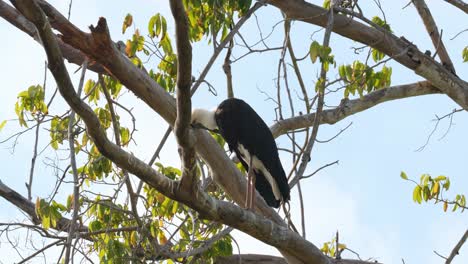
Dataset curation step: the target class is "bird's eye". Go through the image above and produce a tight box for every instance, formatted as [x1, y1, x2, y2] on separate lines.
[192, 123, 204, 129]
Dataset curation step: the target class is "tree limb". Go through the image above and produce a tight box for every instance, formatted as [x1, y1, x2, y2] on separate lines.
[214, 254, 382, 264]
[443, 0, 468, 13]
[64, 59, 87, 264]
[169, 0, 197, 192]
[271, 81, 441, 139]
[412, 0, 456, 74]
[445, 229, 468, 264]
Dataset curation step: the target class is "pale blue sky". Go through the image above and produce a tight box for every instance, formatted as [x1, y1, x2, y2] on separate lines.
[0, 1, 467, 263]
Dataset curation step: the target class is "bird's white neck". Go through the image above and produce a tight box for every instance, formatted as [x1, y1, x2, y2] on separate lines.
[191, 108, 218, 131]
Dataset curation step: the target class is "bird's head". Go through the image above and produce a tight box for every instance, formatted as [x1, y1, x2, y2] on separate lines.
[191, 108, 219, 132]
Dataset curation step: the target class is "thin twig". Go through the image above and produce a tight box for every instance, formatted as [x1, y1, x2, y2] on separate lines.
[301, 160, 339, 179]
[64, 59, 88, 264]
[288, 5, 336, 190]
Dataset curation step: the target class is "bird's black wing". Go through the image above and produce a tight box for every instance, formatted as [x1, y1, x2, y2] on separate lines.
[238, 103, 290, 203]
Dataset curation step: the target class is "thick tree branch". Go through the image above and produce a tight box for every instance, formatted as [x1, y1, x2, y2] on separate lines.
[271, 81, 441, 139]
[214, 254, 381, 264]
[413, 0, 456, 74]
[267, 0, 468, 110]
[215, 254, 288, 264]
[169, 0, 197, 192]
[443, 0, 468, 13]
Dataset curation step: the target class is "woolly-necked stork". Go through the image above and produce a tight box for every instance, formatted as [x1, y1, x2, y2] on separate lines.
[191, 98, 290, 209]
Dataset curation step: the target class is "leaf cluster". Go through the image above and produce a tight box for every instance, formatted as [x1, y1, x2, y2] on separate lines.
[401, 172, 466, 213]
[339, 61, 392, 98]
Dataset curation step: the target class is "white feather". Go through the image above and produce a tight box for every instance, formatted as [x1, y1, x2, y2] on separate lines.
[238, 144, 281, 201]
[191, 108, 218, 130]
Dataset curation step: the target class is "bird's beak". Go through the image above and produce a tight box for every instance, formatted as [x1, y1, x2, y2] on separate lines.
[191, 123, 206, 130]
[191, 123, 220, 134]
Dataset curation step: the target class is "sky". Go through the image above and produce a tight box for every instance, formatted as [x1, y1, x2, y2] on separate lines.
[0, 0, 467, 263]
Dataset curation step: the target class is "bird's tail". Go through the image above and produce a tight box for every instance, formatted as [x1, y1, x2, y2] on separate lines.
[255, 170, 281, 208]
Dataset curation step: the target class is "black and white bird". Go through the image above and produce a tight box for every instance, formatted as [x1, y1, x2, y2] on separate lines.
[191, 98, 290, 209]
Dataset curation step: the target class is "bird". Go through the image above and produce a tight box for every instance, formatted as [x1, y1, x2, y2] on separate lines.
[191, 98, 290, 209]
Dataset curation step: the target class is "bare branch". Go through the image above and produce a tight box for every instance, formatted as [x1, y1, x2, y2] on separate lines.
[443, 0, 468, 13]
[64, 59, 87, 264]
[412, 0, 456, 74]
[271, 81, 441, 138]
[223, 37, 234, 99]
[445, 229, 468, 264]
[288, 4, 335, 190]
[18, 239, 64, 264]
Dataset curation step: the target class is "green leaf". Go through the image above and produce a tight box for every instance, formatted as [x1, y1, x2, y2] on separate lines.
[66, 194, 74, 211]
[443, 178, 450, 190]
[122, 13, 133, 34]
[372, 48, 385, 62]
[161, 16, 167, 38]
[0, 120, 7, 131]
[148, 15, 157, 38]
[338, 65, 347, 80]
[120, 127, 130, 146]
[89, 220, 103, 232]
[371, 16, 392, 32]
[423, 185, 430, 201]
[463, 46, 468, 63]
[432, 181, 440, 196]
[309, 41, 321, 63]
[400, 171, 408, 180]
[413, 185, 422, 204]
[155, 14, 162, 37]
[434, 175, 446, 181]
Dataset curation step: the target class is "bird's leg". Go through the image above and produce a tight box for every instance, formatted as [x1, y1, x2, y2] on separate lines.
[245, 157, 254, 209]
[245, 168, 252, 209]
[249, 170, 256, 209]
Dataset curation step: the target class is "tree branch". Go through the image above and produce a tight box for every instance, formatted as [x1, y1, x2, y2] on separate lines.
[445, 229, 468, 264]
[443, 0, 468, 13]
[271, 81, 441, 138]
[169, 0, 197, 192]
[64, 59, 87, 264]
[214, 254, 382, 264]
[412, 0, 456, 74]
